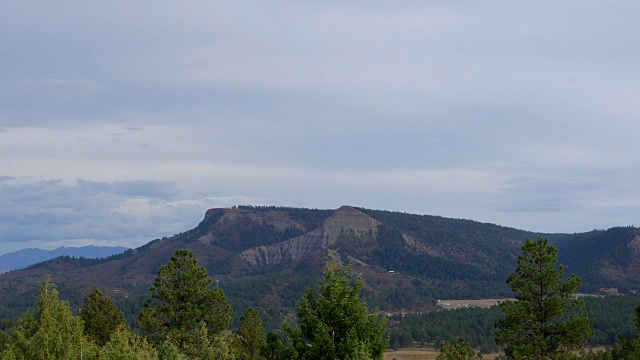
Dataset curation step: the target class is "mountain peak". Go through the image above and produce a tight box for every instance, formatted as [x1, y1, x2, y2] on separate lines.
[325, 206, 381, 234]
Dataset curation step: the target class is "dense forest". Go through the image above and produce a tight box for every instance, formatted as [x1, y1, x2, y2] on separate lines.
[2, 206, 640, 330]
[388, 294, 640, 354]
[2, 206, 640, 358]
[1, 242, 640, 359]
[0, 250, 389, 360]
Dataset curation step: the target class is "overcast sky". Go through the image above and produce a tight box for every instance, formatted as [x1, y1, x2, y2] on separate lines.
[1, 1, 639, 254]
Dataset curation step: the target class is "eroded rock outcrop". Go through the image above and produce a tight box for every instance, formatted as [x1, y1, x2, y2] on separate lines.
[240, 206, 381, 266]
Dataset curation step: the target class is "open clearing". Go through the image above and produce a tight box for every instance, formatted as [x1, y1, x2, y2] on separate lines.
[384, 348, 499, 360]
[436, 293, 607, 311]
[384, 347, 608, 359]
[436, 298, 512, 310]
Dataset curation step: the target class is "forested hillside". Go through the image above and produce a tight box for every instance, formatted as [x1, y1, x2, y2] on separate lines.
[0, 206, 639, 332]
[0, 246, 128, 273]
[1, 244, 639, 359]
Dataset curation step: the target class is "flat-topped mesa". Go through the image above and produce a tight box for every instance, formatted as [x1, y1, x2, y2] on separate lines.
[240, 206, 381, 267]
[215, 208, 306, 232]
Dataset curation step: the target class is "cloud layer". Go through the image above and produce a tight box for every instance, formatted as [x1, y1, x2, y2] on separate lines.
[1, 1, 640, 253]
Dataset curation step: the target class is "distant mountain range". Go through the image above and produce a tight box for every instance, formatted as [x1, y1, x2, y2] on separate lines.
[0, 206, 638, 327]
[0, 246, 128, 273]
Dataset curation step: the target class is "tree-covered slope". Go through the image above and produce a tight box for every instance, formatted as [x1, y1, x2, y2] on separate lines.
[0, 205, 639, 330]
[554, 227, 640, 292]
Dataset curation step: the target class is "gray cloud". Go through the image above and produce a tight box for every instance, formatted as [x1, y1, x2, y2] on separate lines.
[494, 177, 599, 213]
[0, 178, 272, 254]
[10, 78, 105, 100]
[76, 179, 180, 200]
[1, 1, 639, 250]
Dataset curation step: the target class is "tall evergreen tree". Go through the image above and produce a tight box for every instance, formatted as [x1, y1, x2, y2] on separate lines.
[137, 249, 232, 352]
[233, 307, 266, 360]
[81, 288, 126, 346]
[283, 258, 388, 360]
[495, 237, 592, 359]
[1, 278, 97, 360]
[262, 332, 285, 360]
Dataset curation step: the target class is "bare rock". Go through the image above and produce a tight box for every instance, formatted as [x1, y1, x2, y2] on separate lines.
[240, 206, 381, 266]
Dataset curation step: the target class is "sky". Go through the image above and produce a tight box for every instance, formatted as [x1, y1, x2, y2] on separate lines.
[1, 1, 640, 254]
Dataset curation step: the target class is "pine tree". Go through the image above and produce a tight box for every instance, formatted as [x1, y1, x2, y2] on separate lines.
[262, 332, 285, 360]
[233, 307, 266, 360]
[495, 237, 592, 359]
[1, 278, 97, 360]
[283, 258, 388, 360]
[437, 338, 475, 360]
[137, 249, 232, 352]
[81, 288, 127, 346]
[181, 322, 235, 360]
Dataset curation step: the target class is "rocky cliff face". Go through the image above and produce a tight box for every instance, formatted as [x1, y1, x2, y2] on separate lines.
[240, 206, 381, 266]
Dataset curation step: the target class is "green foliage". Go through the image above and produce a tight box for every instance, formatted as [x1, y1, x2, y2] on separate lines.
[609, 338, 640, 359]
[388, 306, 504, 352]
[597, 301, 640, 360]
[360, 208, 548, 276]
[283, 259, 388, 360]
[261, 332, 284, 360]
[370, 226, 510, 285]
[581, 332, 640, 360]
[583, 295, 640, 345]
[156, 342, 188, 360]
[81, 288, 126, 346]
[99, 324, 157, 360]
[0, 333, 9, 355]
[179, 322, 235, 360]
[437, 338, 475, 360]
[137, 249, 233, 352]
[386, 294, 640, 353]
[221, 269, 324, 330]
[1, 278, 96, 360]
[555, 227, 640, 293]
[233, 307, 266, 360]
[495, 238, 592, 359]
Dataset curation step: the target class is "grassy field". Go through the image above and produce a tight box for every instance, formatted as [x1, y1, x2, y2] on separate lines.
[384, 347, 609, 359]
[436, 298, 511, 310]
[384, 347, 499, 360]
